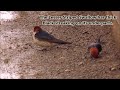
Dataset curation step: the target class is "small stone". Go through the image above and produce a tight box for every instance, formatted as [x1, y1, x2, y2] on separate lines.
[110, 67, 116, 71]
[59, 57, 64, 59]
[78, 62, 84, 66]
[65, 69, 71, 72]
[82, 56, 86, 59]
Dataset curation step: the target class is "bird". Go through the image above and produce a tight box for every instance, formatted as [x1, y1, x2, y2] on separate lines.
[88, 36, 102, 58]
[33, 26, 72, 47]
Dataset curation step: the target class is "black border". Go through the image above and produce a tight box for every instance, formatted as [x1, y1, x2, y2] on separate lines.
[0, 79, 119, 88]
[0, 0, 120, 10]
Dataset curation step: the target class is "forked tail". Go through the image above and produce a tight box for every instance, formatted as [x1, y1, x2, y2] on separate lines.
[54, 39, 72, 44]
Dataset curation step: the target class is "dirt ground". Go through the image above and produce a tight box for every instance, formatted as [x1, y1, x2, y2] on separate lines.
[0, 11, 120, 79]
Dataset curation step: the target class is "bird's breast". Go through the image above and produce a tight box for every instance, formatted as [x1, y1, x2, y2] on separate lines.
[90, 47, 99, 58]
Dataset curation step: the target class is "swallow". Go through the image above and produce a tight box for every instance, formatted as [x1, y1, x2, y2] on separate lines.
[33, 26, 71, 47]
[88, 36, 102, 58]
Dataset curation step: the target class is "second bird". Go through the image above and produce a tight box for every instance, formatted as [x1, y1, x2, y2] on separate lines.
[88, 36, 102, 58]
[33, 26, 71, 47]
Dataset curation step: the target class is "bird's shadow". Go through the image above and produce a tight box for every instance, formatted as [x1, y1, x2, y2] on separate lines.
[31, 44, 72, 52]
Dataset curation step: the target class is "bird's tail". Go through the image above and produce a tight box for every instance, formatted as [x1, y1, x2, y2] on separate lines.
[96, 35, 102, 43]
[54, 39, 72, 44]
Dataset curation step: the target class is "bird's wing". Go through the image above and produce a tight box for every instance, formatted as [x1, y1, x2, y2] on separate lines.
[95, 43, 102, 52]
[88, 43, 102, 52]
[35, 30, 72, 44]
[35, 30, 57, 42]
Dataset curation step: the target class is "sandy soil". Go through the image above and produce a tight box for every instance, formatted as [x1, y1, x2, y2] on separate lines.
[0, 11, 120, 79]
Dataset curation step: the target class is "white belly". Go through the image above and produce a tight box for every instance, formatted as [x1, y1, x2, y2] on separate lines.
[33, 33, 53, 47]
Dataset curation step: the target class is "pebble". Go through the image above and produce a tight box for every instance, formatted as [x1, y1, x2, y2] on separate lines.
[110, 67, 116, 71]
[78, 62, 84, 66]
[65, 69, 71, 72]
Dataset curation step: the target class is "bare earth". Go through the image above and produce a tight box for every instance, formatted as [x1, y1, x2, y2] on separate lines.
[0, 11, 120, 79]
